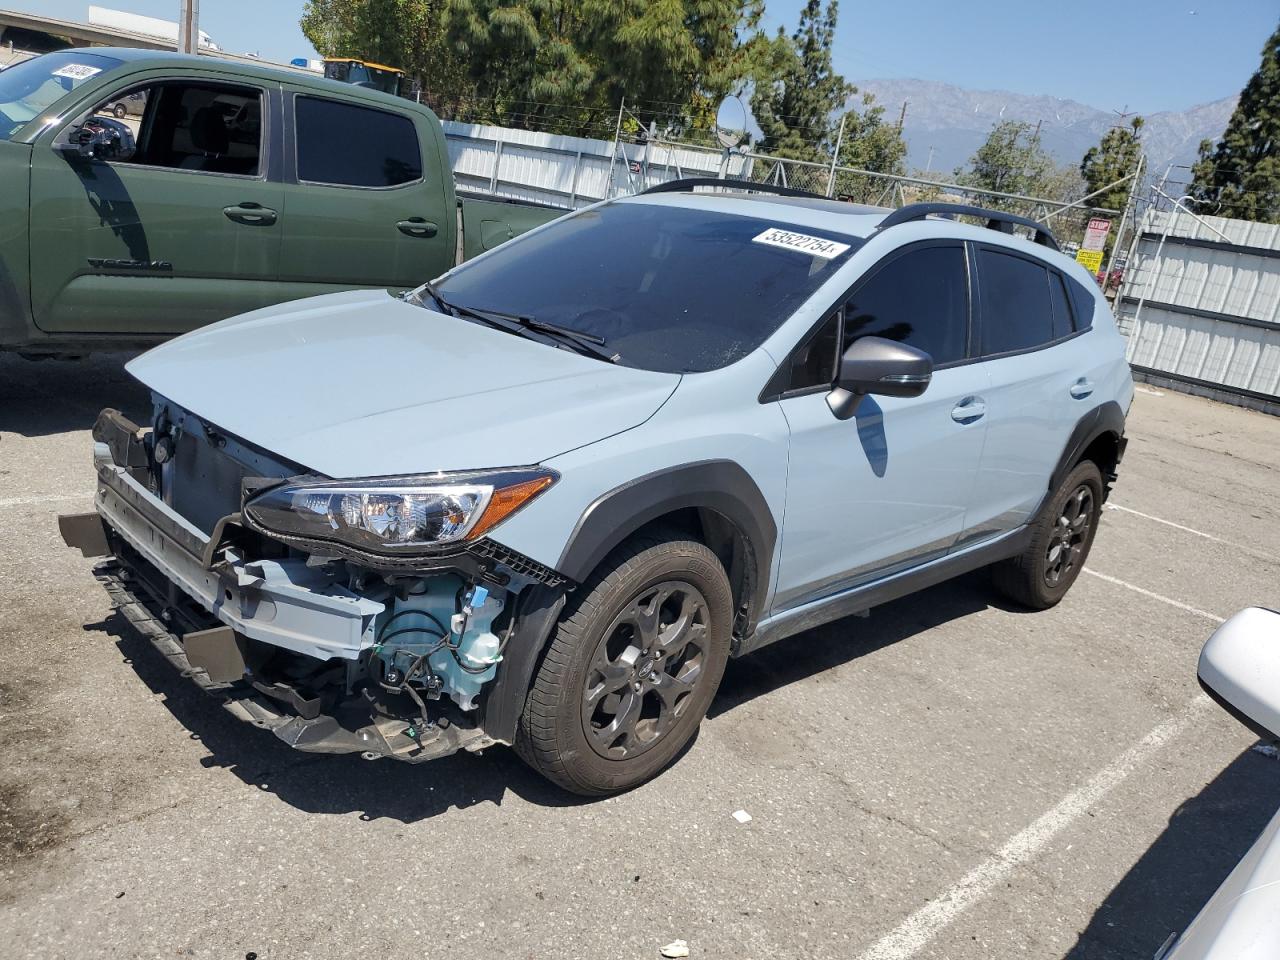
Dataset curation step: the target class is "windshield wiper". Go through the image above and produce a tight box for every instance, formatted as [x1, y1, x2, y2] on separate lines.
[407, 286, 619, 363]
[406, 281, 460, 316]
[516, 316, 619, 363]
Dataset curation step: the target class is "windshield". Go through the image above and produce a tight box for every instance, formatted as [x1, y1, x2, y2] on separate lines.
[0, 51, 123, 141]
[433, 201, 861, 373]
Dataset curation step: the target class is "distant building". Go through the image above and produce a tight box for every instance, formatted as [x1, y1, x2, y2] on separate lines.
[88, 5, 220, 51]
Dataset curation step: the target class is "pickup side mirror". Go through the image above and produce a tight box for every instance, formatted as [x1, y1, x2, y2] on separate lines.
[1198, 606, 1280, 741]
[67, 120, 132, 161]
[827, 336, 933, 420]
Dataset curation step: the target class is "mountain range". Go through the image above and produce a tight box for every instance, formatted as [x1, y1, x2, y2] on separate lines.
[855, 78, 1237, 181]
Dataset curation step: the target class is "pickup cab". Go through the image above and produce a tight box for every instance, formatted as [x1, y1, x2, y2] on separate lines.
[0, 48, 560, 357]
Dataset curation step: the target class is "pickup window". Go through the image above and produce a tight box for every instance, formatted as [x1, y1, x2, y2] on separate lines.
[91, 81, 264, 176]
[294, 95, 422, 188]
[0, 50, 123, 140]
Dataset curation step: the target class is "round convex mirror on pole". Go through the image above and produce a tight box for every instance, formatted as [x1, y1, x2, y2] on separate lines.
[714, 95, 748, 149]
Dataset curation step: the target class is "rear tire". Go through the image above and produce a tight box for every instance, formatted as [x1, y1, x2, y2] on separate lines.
[516, 533, 733, 796]
[992, 460, 1103, 610]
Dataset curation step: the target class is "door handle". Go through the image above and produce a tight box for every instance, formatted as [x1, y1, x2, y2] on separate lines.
[223, 203, 277, 226]
[951, 396, 986, 423]
[397, 218, 438, 238]
[1069, 378, 1094, 399]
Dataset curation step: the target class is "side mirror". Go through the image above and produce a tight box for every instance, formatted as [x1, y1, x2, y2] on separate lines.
[827, 336, 933, 420]
[68, 121, 131, 161]
[1198, 607, 1280, 741]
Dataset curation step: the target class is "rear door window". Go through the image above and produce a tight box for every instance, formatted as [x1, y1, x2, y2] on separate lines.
[976, 248, 1054, 356]
[294, 96, 422, 187]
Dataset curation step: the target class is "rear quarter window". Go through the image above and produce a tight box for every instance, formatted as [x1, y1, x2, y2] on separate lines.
[1066, 274, 1097, 330]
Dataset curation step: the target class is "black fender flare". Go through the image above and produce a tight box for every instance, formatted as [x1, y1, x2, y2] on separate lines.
[480, 583, 566, 746]
[1049, 400, 1126, 495]
[480, 460, 778, 745]
[556, 459, 777, 627]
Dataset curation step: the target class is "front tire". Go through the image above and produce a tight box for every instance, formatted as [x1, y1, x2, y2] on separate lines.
[516, 533, 733, 795]
[992, 460, 1103, 609]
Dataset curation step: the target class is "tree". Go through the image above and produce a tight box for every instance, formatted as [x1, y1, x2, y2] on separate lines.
[302, 0, 768, 135]
[301, 0, 468, 109]
[444, 0, 767, 135]
[832, 91, 907, 201]
[750, 0, 852, 163]
[1190, 22, 1280, 223]
[956, 120, 1079, 207]
[1080, 116, 1145, 210]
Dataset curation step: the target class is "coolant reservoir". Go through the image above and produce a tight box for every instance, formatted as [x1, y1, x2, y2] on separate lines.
[428, 586, 504, 711]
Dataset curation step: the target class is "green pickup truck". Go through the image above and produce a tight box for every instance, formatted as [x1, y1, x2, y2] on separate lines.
[0, 48, 562, 357]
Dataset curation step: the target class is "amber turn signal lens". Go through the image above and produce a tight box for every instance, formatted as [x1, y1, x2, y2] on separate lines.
[465, 475, 555, 541]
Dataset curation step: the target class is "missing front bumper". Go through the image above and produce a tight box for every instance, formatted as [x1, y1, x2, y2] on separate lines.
[95, 557, 496, 763]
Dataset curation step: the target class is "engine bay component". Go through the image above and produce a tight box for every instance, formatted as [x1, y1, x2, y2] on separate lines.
[373, 576, 506, 711]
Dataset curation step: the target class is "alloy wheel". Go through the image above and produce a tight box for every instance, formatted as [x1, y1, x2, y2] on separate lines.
[1045, 484, 1094, 587]
[580, 581, 710, 760]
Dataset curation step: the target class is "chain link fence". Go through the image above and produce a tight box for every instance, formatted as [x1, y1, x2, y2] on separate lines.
[737, 153, 1125, 260]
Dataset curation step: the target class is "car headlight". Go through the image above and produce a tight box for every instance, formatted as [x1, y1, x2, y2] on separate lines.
[242, 467, 556, 554]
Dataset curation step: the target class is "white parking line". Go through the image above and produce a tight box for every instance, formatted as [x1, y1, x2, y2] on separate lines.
[855, 697, 1212, 960]
[0, 493, 93, 509]
[1105, 503, 1277, 562]
[1082, 569, 1225, 624]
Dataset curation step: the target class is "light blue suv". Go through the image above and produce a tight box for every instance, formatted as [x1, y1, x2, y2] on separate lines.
[61, 182, 1133, 794]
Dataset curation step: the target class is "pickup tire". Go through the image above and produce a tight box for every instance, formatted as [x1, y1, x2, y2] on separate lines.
[515, 532, 732, 796]
[993, 460, 1103, 609]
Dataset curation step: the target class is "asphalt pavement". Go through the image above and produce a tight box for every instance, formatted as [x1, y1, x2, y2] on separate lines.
[2, 355, 1279, 960]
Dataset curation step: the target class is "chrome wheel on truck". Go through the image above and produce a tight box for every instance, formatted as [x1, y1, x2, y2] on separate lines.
[517, 533, 732, 795]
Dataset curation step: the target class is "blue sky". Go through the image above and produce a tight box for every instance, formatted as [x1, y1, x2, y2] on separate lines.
[18, 0, 1280, 113]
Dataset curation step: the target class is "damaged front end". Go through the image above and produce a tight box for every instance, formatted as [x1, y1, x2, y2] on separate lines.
[60, 400, 568, 764]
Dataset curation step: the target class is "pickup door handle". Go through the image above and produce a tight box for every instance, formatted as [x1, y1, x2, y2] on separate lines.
[1070, 378, 1094, 399]
[223, 203, 277, 226]
[951, 396, 986, 423]
[397, 218, 438, 238]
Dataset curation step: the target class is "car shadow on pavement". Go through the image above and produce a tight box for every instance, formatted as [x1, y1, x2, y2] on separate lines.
[0, 354, 148, 438]
[1064, 744, 1280, 960]
[88, 572, 1000, 823]
[710, 571, 998, 718]
[92, 610, 590, 824]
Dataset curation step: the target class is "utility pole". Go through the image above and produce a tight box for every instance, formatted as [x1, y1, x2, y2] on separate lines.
[896, 100, 908, 130]
[605, 97, 625, 196]
[826, 113, 846, 198]
[1103, 153, 1146, 292]
[177, 0, 200, 55]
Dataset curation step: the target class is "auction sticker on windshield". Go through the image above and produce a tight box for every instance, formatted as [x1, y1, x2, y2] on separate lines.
[51, 64, 104, 81]
[752, 228, 851, 260]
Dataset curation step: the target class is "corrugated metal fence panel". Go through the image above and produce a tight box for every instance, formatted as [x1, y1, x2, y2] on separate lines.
[442, 120, 750, 209]
[1115, 208, 1280, 404]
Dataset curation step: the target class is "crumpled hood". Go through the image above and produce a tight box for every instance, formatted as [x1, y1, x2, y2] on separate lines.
[127, 290, 680, 477]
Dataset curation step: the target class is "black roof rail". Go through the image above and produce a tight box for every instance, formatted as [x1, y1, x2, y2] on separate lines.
[639, 177, 828, 201]
[876, 202, 1060, 251]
